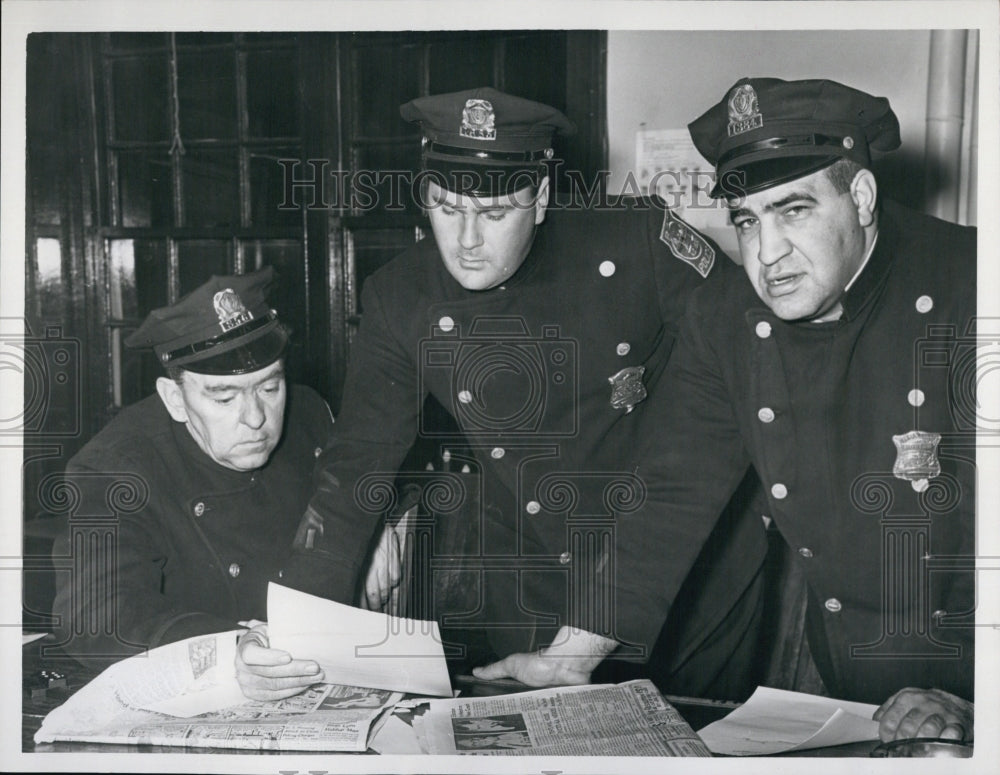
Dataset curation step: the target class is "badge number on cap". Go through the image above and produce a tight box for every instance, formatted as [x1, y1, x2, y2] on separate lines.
[213, 289, 253, 332]
[461, 99, 496, 141]
[727, 84, 763, 137]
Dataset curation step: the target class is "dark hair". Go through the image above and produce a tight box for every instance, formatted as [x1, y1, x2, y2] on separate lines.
[824, 158, 866, 194]
[165, 365, 186, 384]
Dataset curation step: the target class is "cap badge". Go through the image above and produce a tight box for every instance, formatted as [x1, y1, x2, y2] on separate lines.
[660, 210, 716, 278]
[213, 288, 254, 332]
[460, 98, 496, 141]
[727, 84, 763, 137]
[608, 365, 647, 413]
[892, 430, 942, 482]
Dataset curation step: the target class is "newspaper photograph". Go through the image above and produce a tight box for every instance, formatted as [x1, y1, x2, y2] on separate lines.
[413, 679, 710, 756]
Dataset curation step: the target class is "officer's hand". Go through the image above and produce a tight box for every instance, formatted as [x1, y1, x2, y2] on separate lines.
[359, 524, 402, 612]
[472, 627, 619, 687]
[235, 623, 324, 701]
[873, 687, 973, 742]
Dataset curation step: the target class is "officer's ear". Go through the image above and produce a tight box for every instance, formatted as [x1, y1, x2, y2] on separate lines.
[849, 169, 877, 228]
[533, 175, 551, 226]
[156, 376, 190, 423]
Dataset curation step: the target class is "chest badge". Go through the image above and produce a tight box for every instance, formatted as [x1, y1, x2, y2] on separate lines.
[892, 430, 942, 481]
[609, 366, 647, 413]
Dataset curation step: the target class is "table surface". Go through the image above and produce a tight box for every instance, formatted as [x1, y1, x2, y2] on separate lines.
[22, 634, 878, 757]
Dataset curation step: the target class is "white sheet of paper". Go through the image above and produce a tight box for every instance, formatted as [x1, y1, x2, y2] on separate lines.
[368, 713, 425, 754]
[696, 686, 880, 756]
[266, 582, 452, 697]
[135, 630, 246, 717]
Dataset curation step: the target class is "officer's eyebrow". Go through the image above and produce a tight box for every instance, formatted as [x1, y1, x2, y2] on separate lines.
[728, 191, 819, 223]
[201, 365, 285, 393]
[439, 200, 514, 213]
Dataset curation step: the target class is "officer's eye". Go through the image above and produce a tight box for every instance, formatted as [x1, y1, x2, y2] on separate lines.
[483, 211, 506, 223]
[261, 383, 281, 395]
[440, 205, 459, 217]
[213, 395, 235, 405]
[733, 216, 758, 233]
[783, 205, 809, 219]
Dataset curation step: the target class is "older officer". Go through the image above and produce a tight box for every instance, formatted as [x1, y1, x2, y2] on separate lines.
[52, 267, 334, 700]
[286, 87, 767, 700]
[522, 77, 973, 742]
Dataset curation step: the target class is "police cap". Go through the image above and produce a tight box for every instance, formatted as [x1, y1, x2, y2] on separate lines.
[689, 77, 901, 198]
[125, 266, 288, 375]
[400, 87, 576, 197]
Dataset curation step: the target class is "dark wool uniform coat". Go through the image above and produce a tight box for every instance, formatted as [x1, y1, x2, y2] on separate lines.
[617, 201, 976, 704]
[285, 199, 769, 695]
[52, 385, 334, 660]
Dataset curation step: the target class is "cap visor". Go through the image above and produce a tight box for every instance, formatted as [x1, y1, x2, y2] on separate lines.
[421, 158, 542, 197]
[177, 326, 288, 375]
[711, 155, 840, 199]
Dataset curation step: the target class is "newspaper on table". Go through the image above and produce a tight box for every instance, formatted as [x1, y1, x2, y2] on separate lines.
[413, 679, 711, 756]
[34, 630, 401, 751]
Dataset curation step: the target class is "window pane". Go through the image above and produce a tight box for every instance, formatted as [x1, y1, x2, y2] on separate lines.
[109, 240, 135, 319]
[353, 228, 419, 309]
[181, 150, 239, 227]
[34, 238, 64, 319]
[28, 147, 63, 226]
[350, 143, 422, 215]
[246, 49, 299, 138]
[250, 240, 305, 332]
[108, 33, 167, 51]
[118, 151, 173, 227]
[428, 37, 495, 95]
[117, 337, 161, 409]
[175, 32, 233, 47]
[352, 43, 420, 139]
[178, 49, 237, 139]
[112, 56, 170, 142]
[177, 240, 231, 295]
[250, 148, 303, 228]
[248, 240, 305, 383]
[109, 239, 171, 321]
[243, 33, 298, 45]
[502, 33, 567, 108]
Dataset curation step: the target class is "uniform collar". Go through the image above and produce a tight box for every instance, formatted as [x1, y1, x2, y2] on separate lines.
[838, 208, 896, 322]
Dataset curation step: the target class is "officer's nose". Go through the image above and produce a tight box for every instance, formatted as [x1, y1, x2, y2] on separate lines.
[756, 221, 792, 266]
[240, 394, 267, 430]
[459, 213, 484, 251]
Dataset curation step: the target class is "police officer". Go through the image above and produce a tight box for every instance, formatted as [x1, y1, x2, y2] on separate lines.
[52, 267, 334, 700]
[286, 87, 767, 699]
[566, 77, 973, 742]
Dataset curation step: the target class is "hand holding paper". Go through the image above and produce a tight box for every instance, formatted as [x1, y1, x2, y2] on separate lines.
[265, 582, 452, 697]
[235, 622, 325, 701]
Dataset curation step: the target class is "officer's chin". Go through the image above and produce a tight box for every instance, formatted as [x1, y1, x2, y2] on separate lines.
[224, 448, 273, 471]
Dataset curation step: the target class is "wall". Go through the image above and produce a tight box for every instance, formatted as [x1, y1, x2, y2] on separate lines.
[606, 30, 934, 255]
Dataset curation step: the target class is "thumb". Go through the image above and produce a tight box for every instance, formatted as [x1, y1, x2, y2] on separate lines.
[472, 657, 516, 681]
